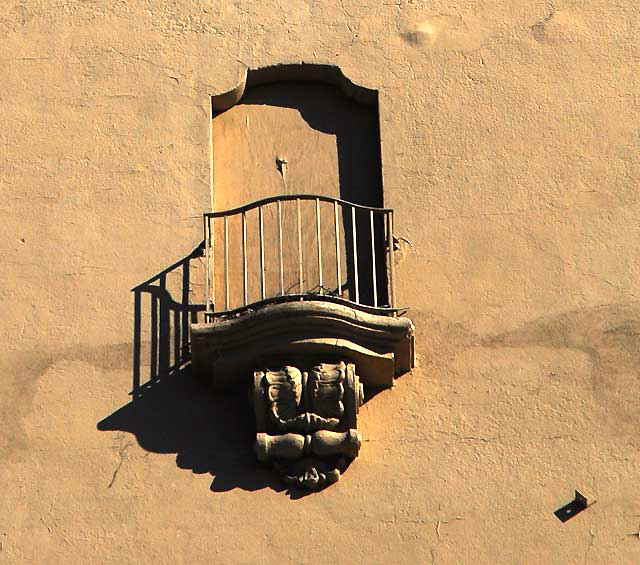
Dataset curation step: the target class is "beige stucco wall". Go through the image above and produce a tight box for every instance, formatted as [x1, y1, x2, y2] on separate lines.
[2, 2, 639, 563]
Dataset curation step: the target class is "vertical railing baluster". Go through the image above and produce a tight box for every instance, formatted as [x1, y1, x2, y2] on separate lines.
[210, 217, 215, 314]
[277, 200, 284, 296]
[224, 215, 229, 310]
[316, 197, 323, 295]
[334, 201, 341, 298]
[297, 198, 303, 294]
[259, 205, 265, 300]
[370, 210, 377, 307]
[387, 211, 395, 308]
[242, 210, 248, 306]
[351, 206, 359, 303]
[204, 215, 211, 316]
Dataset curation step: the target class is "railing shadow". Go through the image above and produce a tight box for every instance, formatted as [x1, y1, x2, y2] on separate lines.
[131, 242, 206, 396]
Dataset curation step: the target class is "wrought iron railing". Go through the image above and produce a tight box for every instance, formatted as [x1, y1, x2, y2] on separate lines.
[203, 194, 397, 321]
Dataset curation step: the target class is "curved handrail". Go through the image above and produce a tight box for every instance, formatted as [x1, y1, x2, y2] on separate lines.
[204, 194, 391, 218]
[202, 193, 396, 314]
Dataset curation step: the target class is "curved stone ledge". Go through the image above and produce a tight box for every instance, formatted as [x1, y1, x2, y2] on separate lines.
[191, 301, 414, 391]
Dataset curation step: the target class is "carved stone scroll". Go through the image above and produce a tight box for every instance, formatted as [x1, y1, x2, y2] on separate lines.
[252, 361, 364, 490]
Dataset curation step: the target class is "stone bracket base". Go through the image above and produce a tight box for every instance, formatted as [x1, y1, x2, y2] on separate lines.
[252, 361, 363, 491]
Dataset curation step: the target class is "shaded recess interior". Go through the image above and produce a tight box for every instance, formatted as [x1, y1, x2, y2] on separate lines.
[210, 64, 387, 308]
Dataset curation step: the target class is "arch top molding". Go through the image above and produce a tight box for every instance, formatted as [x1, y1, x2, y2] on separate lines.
[211, 63, 379, 112]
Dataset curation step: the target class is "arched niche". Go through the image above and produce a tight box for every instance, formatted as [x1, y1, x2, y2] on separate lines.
[211, 63, 383, 211]
[210, 64, 386, 308]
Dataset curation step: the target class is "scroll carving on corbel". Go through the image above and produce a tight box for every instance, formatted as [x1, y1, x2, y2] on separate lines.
[252, 361, 364, 491]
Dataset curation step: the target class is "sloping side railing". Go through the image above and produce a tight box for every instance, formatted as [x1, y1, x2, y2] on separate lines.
[203, 194, 396, 320]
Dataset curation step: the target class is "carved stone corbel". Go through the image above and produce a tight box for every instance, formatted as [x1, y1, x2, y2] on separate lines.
[191, 300, 414, 492]
[252, 361, 364, 490]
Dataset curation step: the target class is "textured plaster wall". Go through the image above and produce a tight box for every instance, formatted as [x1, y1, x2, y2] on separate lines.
[1, 2, 639, 564]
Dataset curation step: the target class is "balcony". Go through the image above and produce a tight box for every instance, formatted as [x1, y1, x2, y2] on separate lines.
[190, 193, 413, 391]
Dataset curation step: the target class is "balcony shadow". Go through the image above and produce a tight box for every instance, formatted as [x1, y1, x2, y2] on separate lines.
[98, 362, 339, 498]
[98, 243, 319, 497]
[98, 363, 287, 494]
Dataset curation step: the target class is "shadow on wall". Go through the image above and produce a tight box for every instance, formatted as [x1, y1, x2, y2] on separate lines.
[96, 247, 640, 495]
[97, 241, 370, 497]
[98, 243, 288, 494]
[98, 364, 285, 494]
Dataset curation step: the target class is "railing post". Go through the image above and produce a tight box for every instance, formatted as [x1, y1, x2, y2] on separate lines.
[242, 210, 248, 306]
[387, 210, 395, 308]
[214, 218, 216, 312]
[204, 215, 212, 315]
[297, 198, 304, 294]
[259, 205, 266, 300]
[370, 210, 377, 307]
[277, 200, 284, 296]
[334, 201, 341, 298]
[316, 197, 323, 295]
[351, 205, 359, 303]
[224, 215, 229, 310]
